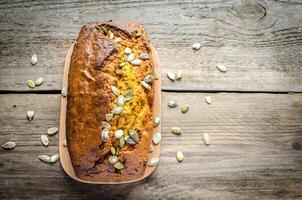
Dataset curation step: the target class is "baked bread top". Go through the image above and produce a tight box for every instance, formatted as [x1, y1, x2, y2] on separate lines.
[66, 20, 155, 182]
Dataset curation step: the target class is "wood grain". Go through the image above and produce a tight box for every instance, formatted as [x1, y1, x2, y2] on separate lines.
[1, 0, 302, 92]
[1, 93, 302, 199]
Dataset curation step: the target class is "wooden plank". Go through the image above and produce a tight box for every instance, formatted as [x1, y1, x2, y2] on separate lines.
[1, 93, 302, 199]
[1, 0, 302, 92]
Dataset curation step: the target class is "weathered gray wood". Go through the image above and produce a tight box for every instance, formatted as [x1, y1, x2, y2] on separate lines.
[1, 0, 302, 92]
[1, 93, 302, 199]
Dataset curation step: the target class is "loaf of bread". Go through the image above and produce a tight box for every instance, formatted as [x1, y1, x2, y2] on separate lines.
[66, 20, 155, 182]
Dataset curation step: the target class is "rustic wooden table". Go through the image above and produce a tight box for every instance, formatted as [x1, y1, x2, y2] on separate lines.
[1, 0, 302, 199]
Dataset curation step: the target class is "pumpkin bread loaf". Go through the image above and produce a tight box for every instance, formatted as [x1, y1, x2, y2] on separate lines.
[66, 20, 155, 182]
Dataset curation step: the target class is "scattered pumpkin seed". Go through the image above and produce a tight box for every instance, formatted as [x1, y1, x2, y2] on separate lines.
[27, 110, 35, 121]
[192, 42, 201, 50]
[110, 146, 116, 155]
[176, 151, 184, 162]
[115, 95, 125, 106]
[149, 144, 154, 152]
[167, 72, 176, 81]
[47, 127, 59, 136]
[111, 85, 120, 96]
[109, 155, 118, 164]
[119, 137, 125, 148]
[119, 62, 126, 68]
[175, 70, 183, 80]
[63, 139, 67, 147]
[39, 154, 59, 163]
[1, 141, 16, 150]
[113, 37, 122, 43]
[112, 106, 123, 115]
[152, 132, 161, 145]
[205, 96, 212, 104]
[168, 100, 178, 108]
[147, 157, 159, 167]
[61, 87, 68, 97]
[129, 130, 139, 143]
[144, 74, 154, 84]
[216, 63, 227, 72]
[27, 80, 35, 88]
[108, 31, 114, 39]
[131, 59, 142, 66]
[202, 133, 211, 146]
[41, 135, 49, 147]
[181, 105, 189, 113]
[114, 161, 124, 170]
[31, 53, 38, 65]
[35, 77, 44, 86]
[101, 128, 109, 141]
[141, 81, 151, 90]
[102, 121, 111, 129]
[126, 53, 135, 62]
[171, 127, 182, 135]
[153, 117, 160, 127]
[124, 90, 132, 101]
[127, 138, 136, 145]
[140, 52, 149, 60]
[114, 130, 124, 139]
[105, 113, 113, 121]
[124, 47, 132, 54]
[50, 154, 60, 163]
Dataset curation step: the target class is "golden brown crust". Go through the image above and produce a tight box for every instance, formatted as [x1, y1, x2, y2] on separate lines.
[66, 20, 154, 182]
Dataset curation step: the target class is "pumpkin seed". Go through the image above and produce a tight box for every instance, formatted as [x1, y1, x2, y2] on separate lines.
[35, 77, 44, 86]
[102, 121, 111, 129]
[119, 62, 126, 67]
[114, 161, 124, 170]
[39, 154, 59, 163]
[114, 130, 124, 139]
[124, 90, 132, 101]
[149, 144, 154, 152]
[129, 130, 139, 143]
[202, 133, 211, 145]
[27, 80, 35, 88]
[175, 70, 183, 80]
[112, 106, 123, 115]
[168, 100, 178, 108]
[152, 132, 161, 145]
[147, 157, 159, 167]
[192, 42, 201, 50]
[108, 31, 114, 39]
[153, 117, 160, 127]
[216, 63, 227, 72]
[167, 72, 176, 81]
[171, 127, 182, 135]
[124, 135, 129, 141]
[27, 110, 35, 121]
[50, 154, 59, 163]
[144, 74, 154, 83]
[120, 137, 125, 148]
[115, 95, 125, 106]
[124, 47, 132, 54]
[109, 155, 118, 164]
[127, 138, 136, 145]
[116, 147, 120, 155]
[61, 87, 68, 97]
[136, 31, 142, 37]
[131, 59, 142, 66]
[47, 127, 59, 136]
[181, 105, 189, 113]
[41, 135, 49, 147]
[176, 151, 184, 162]
[110, 146, 116, 155]
[31, 53, 38, 65]
[205, 96, 211, 104]
[63, 139, 67, 147]
[126, 53, 135, 62]
[141, 81, 151, 90]
[105, 113, 113, 121]
[101, 128, 109, 141]
[111, 86, 120, 96]
[113, 37, 122, 43]
[140, 52, 149, 60]
[1, 141, 16, 150]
